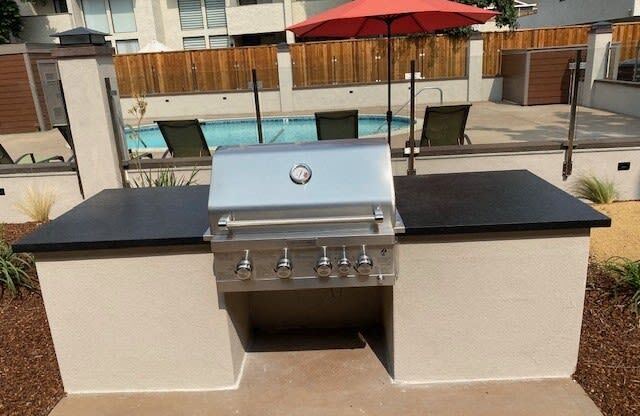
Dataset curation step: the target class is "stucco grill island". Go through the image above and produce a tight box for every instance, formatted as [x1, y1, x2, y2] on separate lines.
[13, 141, 610, 396]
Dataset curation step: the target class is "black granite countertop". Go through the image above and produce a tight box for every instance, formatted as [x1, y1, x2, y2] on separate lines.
[13, 170, 610, 253]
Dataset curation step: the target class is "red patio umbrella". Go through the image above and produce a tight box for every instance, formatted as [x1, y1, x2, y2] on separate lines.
[287, 0, 499, 144]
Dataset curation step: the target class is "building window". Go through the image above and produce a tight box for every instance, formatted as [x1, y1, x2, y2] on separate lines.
[82, 0, 110, 33]
[205, 0, 227, 29]
[178, 0, 204, 30]
[209, 35, 230, 48]
[115, 39, 140, 54]
[53, 0, 69, 13]
[183, 36, 207, 50]
[110, 0, 137, 33]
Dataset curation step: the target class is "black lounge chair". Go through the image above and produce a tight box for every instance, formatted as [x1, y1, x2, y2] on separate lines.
[0, 143, 64, 165]
[420, 104, 472, 147]
[315, 110, 359, 140]
[155, 119, 211, 158]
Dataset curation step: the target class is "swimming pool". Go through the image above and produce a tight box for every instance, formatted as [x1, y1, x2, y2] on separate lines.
[126, 115, 410, 150]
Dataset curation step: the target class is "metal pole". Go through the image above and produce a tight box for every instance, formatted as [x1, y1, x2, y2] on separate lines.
[252, 69, 264, 144]
[407, 60, 416, 176]
[386, 20, 393, 146]
[105, 78, 129, 189]
[59, 79, 85, 199]
[563, 50, 582, 180]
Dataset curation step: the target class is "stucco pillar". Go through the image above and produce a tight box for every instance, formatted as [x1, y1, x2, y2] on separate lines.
[53, 45, 125, 197]
[467, 31, 484, 102]
[582, 22, 613, 107]
[283, 0, 295, 44]
[277, 43, 295, 112]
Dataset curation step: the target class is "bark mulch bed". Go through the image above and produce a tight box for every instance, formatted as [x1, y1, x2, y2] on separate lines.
[574, 263, 640, 416]
[0, 223, 64, 416]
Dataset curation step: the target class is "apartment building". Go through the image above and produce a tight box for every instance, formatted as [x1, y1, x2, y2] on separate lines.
[17, 0, 349, 53]
[519, 0, 640, 28]
[17, 0, 507, 53]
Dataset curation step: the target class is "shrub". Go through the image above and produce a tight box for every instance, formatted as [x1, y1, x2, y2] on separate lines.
[0, 239, 36, 298]
[573, 175, 618, 204]
[131, 168, 199, 187]
[14, 186, 56, 222]
[604, 257, 640, 313]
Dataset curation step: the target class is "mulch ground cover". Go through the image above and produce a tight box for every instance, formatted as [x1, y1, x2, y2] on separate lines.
[0, 223, 63, 416]
[574, 263, 640, 416]
[0, 223, 638, 415]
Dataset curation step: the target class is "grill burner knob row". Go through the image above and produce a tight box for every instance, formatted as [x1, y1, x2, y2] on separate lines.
[356, 246, 374, 275]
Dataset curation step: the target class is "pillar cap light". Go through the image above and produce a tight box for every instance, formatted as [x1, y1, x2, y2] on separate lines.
[51, 27, 108, 47]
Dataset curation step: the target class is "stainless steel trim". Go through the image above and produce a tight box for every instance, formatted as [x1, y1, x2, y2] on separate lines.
[217, 274, 396, 292]
[218, 208, 384, 230]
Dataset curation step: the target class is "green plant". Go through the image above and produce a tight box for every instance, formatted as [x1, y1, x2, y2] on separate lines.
[0, 239, 36, 298]
[604, 257, 640, 313]
[573, 175, 618, 204]
[0, 1, 22, 44]
[14, 186, 56, 222]
[131, 168, 199, 187]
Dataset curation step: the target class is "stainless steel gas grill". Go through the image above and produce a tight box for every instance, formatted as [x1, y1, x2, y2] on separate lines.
[206, 138, 400, 292]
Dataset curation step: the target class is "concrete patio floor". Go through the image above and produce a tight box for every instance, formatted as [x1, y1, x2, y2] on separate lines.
[48, 329, 602, 416]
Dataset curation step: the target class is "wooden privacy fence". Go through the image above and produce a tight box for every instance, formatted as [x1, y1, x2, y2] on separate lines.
[114, 45, 278, 97]
[483, 22, 640, 76]
[290, 36, 468, 88]
[613, 22, 640, 62]
[482, 25, 590, 76]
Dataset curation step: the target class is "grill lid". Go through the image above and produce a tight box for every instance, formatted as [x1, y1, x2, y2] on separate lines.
[207, 138, 396, 240]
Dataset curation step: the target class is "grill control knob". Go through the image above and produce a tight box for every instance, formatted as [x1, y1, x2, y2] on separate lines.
[314, 247, 332, 278]
[235, 254, 252, 280]
[275, 248, 293, 279]
[337, 247, 351, 276]
[355, 246, 374, 276]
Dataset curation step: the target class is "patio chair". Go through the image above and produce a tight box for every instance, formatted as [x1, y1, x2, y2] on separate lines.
[155, 119, 211, 158]
[420, 104, 472, 147]
[0, 143, 64, 165]
[315, 110, 359, 140]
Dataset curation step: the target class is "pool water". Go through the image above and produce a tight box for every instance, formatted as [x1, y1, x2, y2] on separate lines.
[127, 115, 410, 150]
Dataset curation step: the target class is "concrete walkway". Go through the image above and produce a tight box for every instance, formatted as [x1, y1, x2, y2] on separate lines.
[49, 330, 602, 416]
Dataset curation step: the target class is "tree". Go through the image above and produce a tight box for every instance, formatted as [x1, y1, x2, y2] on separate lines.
[456, 0, 519, 29]
[0, 0, 23, 44]
[443, 0, 518, 37]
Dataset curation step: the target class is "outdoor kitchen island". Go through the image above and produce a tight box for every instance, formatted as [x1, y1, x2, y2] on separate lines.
[14, 169, 610, 396]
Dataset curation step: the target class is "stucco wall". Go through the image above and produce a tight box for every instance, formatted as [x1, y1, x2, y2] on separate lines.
[20, 14, 75, 44]
[391, 146, 640, 201]
[392, 230, 591, 383]
[226, 3, 285, 36]
[121, 90, 283, 120]
[519, 0, 637, 28]
[591, 80, 640, 118]
[0, 170, 83, 223]
[36, 247, 243, 393]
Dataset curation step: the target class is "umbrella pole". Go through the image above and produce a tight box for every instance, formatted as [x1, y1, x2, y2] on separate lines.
[386, 21, 393, 146]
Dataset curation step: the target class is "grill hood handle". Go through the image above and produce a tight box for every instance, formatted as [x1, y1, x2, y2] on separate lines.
[218, 206, 384, 230]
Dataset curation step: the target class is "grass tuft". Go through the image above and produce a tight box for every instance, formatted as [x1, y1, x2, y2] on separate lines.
[0, 239, 36, 298]
[603, 257, 640, 314]
[131, 168, 199, 187]
[14, 186, 56, 223]
[573, 175, 618, 204]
